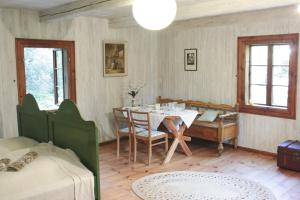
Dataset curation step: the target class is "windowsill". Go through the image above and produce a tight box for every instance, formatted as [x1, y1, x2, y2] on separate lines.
[239, 104, 295, 119]
[247, 103, 288, 110]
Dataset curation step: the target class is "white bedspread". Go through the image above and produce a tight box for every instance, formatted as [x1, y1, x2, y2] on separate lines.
[0, 143, 95, 200]
[0, 137, 38, 156]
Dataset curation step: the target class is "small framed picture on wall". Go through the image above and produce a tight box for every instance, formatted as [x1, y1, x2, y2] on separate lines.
[184, 48, 197, 71]
[103, 40, 128, 77]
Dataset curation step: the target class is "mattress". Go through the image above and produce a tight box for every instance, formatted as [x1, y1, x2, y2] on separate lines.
[0, 143, 95, 200]
[0, 136, 38, 155]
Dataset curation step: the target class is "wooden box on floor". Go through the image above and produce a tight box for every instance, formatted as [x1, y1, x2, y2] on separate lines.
[277, 140, 300, 172]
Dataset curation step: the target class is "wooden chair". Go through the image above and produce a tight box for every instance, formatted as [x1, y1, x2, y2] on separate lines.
[113, 108, 133, 161]
[130, 111, 168, 165]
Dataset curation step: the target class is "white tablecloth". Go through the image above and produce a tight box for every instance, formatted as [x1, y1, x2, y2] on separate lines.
[125, 108, 198, 131]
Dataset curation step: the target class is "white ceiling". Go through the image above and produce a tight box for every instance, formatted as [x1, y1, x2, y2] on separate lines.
[2, 0, 300, 27]
[0, 0, 78, 10]
[82, 0, 300, 20]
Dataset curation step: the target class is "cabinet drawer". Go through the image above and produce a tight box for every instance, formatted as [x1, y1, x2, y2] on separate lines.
[185, 125, 218, 141]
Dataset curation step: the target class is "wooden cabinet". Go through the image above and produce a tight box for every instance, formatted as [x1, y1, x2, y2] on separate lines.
[185, 119, 238, 155]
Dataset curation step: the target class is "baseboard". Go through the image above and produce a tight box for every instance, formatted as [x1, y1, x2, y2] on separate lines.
[100, 138, 277, 157]
[99, 138, 118, 146]
[223, 143, 277, 157]
[236, 145, 277, 157]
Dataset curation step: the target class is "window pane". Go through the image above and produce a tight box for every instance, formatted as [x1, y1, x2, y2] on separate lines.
[273, 45, 290, 65]
[24, 48, 56, 110]
[55, 50, 64, 105]
[24, 48, 67, 110]
[56, 51, 63, 85]
[57, 68, 64, 104]
[250, 85, 267, 105]
[250, 45, 268, 65]
[272, 66, 289, 86]
[250, 66, 267, 84]
[272, 86, 288, 107]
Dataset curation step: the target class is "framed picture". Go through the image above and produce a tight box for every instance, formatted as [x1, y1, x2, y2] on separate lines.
[103, 40, 128, 77]
[184, 48, 197, 71]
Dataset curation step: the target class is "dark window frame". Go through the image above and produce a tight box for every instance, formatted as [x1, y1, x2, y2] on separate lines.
[15, 38, 76, 106]
[53, 49, 66, 105]
[237, 34, 298, 119]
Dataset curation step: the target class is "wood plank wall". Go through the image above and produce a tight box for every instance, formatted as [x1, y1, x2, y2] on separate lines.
[158, 7, 300, 153]
[1, 6, 300, 153]
[0, 8, 159, 142]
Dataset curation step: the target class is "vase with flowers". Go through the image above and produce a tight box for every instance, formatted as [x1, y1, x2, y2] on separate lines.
[128, 83, 145, 107]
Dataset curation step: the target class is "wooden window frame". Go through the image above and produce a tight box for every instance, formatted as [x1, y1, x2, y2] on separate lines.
[53, 49, 66, 105]
[15, 38, 76, 105]
[53, 50, 59, 105]
[237, 34, 298, 119]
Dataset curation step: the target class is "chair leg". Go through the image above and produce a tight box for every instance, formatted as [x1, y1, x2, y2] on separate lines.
[233, 137, 238, 149]
[134, 138, 137, 163]
[165, 136, 169, 153]
[148, 141, 152, 165]
[218, 142, 224, 156]
[128, 135, 132, 163]
[117, 135, 120, 159]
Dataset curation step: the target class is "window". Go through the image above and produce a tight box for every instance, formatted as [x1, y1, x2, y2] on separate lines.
[52, 49, 66, 105]
[16, 39, 76, 110]
[237, 34, 298, 119]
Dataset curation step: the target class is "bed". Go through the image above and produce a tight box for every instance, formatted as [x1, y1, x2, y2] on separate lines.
[0, 136, 38, 155]
[0, 94, 100, 200]
[0, 95, 48, 154]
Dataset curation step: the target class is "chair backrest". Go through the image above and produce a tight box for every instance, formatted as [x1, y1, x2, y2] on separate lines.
[130, 111, 151, 138]
[113, 108, 131, 133]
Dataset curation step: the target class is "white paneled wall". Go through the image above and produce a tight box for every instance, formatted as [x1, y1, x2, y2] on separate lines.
[1, 7, 300, 152]
[159, 26, 236, 104]
[0, 9, 159, 142]
[158, 7, 300, 153]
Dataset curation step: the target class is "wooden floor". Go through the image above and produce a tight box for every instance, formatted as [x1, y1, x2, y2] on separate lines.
[100, 139, 300, 200]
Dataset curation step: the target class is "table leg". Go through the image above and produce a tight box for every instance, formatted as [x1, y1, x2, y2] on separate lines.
[163, 118, 192, 164]
[163, 138, 179, 164]
[179, 138, 192, 156]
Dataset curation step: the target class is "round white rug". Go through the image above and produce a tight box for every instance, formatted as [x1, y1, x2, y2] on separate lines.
[132, 171, 276, 200]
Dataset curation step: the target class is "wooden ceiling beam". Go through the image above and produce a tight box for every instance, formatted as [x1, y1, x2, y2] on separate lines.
[39, 0, 132, 21]
[39, 0, 300, 27]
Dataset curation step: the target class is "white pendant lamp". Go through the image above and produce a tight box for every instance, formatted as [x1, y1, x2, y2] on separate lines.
[132, 0, 177, 30]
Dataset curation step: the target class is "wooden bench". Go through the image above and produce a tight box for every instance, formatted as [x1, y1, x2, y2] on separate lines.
[158, 96, 239, 155]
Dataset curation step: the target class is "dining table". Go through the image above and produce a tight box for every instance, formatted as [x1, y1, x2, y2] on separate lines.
[125, 105, 198, 164]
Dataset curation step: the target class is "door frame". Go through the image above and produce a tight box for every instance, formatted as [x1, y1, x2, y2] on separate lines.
[15, 38, 76, 104]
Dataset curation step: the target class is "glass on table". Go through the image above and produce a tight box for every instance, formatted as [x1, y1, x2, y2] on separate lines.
[155, 104, 160, 110]
[167, 102, 177, 110]
[176, 103, 186, 111]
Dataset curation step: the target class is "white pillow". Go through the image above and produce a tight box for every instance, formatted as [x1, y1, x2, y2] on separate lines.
[197, 110, 220, 122]
[0, 136, 38, 155]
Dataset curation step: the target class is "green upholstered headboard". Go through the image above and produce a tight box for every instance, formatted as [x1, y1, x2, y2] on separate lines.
[48, 100, 100, 200]
[17, 94, 49, 143]
[17, 94, 100, 200]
